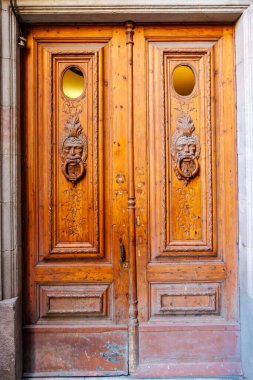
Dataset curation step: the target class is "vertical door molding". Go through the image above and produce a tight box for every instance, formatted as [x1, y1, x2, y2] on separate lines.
[125, 21, 139, 373]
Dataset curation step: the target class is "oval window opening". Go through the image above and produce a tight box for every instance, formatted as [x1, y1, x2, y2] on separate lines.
[172, 65, 195, 97]
[62, 67, 85, 99]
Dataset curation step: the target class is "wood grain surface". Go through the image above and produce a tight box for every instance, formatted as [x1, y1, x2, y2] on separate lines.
[22, 24, 239, 377]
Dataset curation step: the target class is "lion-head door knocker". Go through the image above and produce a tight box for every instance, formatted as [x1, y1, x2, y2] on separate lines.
[171, 115, 200, 185]
[61, 115, 88, 185]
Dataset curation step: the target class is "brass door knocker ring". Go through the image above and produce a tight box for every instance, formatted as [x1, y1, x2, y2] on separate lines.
[176, 156, 199, 179]
[62, 160, 86, 183]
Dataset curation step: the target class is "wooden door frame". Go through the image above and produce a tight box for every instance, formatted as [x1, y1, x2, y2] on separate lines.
[21, 22, 239, 378]
[0, 1, 251, 379]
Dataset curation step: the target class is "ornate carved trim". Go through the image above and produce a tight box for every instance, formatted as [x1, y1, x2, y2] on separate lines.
[206, 51, 213, 251]
[61, 101, 88, 184]
[171, 115, 200, 185]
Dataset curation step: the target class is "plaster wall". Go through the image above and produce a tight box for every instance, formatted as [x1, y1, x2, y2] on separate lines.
[0, 0, 253, 379]
[236, 4, 253, 379]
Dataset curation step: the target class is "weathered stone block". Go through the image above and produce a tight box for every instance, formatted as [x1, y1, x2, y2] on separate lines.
[0, 297, 22, 380]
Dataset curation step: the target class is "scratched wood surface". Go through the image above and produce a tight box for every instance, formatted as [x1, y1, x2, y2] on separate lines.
[22, 24, 239, 378]
[22, 26, 130, 376]
[134, 25, 240, 377]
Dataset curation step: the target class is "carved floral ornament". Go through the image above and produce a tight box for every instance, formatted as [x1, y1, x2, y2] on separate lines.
[61, 101, 88, 184]
[171, 115, 200, 185]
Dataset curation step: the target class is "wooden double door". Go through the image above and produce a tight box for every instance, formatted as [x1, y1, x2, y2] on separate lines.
[23, 24, 241, 378]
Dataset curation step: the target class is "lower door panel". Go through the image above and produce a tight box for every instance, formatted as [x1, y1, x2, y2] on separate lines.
[23, 326, 128, 377]
[136, 324, 241, 377]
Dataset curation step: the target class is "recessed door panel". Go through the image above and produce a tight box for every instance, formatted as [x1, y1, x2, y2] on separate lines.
[37, 43, 106, 260]
[53, 52, 102, 257]
[147, 41, 217, 258]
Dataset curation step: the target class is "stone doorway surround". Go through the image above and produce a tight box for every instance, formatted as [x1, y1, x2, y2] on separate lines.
[1, 1, 253, 379]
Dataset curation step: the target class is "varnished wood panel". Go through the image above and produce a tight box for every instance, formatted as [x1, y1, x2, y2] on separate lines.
[23, 25, 130, 376]
[150, 283, 219, 318]
[36, 42, 106, 260]
[147, 262, 226, 282]
[38, 283, 112, 321]
[23, 326, 128, 377]
[134, 25, 239, 377]
[136, 325, 241, 377]
[147, 41, 217, 258]
[23, 24, 239, 378]
[53, 51, 102, 256]
[34, 265, 114, 283]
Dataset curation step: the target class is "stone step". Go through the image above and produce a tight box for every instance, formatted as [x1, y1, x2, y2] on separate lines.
[22, 376, 245, 380]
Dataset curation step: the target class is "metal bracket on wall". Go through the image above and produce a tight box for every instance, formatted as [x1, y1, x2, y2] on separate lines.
[10, 0, 27, 48]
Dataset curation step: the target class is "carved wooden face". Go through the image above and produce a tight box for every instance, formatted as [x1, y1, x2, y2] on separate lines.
[175, 135, 197, 159]
[62, 136, 84, 162]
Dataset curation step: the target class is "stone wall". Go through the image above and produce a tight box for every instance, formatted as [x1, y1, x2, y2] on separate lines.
[0, 1, 22, 379]
[236, 4, 253, 379]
